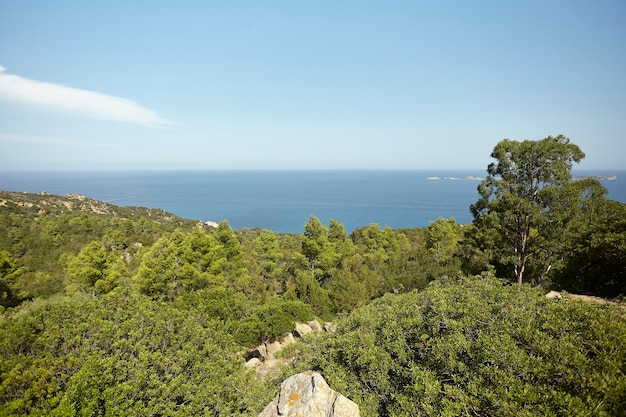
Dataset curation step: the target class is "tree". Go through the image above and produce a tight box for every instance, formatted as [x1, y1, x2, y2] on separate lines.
[425, 217, 463, 279]
[0, 250, 28, 309]
[66, 241, 125, 296]
[214, 221, 261, 298]
[133, 230, 213, 300]
[301, 215, 331, 283]
[253, 230, 283, 286]
[470, 135, 598, 285]
[553, 198, 626, 297]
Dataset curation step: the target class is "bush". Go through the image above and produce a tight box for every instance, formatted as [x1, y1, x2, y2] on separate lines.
[0, 290, 271, 416]
[313, 276, 626, 417]
[234, 298, 314, 346]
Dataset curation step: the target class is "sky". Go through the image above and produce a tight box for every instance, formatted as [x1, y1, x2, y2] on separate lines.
[0, 0, 625, 170]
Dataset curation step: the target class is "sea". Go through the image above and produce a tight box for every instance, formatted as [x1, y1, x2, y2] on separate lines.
[1, 170, 624, 234]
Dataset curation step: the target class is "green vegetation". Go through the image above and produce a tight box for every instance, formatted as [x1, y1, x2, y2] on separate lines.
[0, 291, 270, 416]
[472, 135, 593, 285]
[1, 135, 625, 415]
[310, 276, 626, 416]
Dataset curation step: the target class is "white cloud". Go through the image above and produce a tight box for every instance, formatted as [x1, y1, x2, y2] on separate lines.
[0, 66, 177, 128]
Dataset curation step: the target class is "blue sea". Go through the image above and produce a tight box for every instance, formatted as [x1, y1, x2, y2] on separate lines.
[1, 170, 624, 234]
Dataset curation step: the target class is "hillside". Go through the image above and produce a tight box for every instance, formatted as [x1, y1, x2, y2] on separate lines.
[1, 188, 625, 416]
[0, 190, 195, 222]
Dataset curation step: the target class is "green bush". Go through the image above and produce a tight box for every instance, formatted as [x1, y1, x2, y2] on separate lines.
[313, 276, 626, 417]
[0, 290, 271, 416]
[234, 298, 314, 346]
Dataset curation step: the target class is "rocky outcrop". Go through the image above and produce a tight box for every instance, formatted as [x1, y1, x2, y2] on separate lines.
[259, 371, 360, 417]
[244, 321, 335, 377]
[0, 190, 186, 222]
[244, 320, 332, 367]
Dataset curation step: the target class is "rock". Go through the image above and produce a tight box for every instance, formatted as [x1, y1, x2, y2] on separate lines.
[545, 291, 562, 299]
[245, 358, 262, 368]
[266, 340, 283, 360]
[281, 332, 296, 347]
[65, 193, 86, 201]
[293, 322, 313, 338]
[323, 322, 337, 333]
[244, 346, 266, 362]
[308, 320, 323, 332]
[258, 371, 360, 417]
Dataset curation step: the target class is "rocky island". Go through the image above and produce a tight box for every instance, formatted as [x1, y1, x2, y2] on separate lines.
[427, 176, 484, 181]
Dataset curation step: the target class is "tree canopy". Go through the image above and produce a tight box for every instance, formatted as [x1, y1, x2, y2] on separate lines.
[470, 135, 601, 285]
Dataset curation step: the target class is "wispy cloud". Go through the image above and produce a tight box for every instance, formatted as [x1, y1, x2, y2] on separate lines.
[0, 65, 177, 128]
[0, 133, 125, 149]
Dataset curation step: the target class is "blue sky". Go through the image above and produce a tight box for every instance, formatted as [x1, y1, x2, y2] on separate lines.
[1, 0, 625, 170]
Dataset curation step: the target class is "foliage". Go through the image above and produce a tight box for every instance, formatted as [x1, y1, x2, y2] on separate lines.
[425, 217, 463, 279]
[0, 250, 29, 309]
[351, 223, 427, 294]
[1, 169, 624, 416]
[66, 240, 126, 296]
[284, 258, 333, 318]
[553, 198, 626, 298]
[233, 298, 314, 346]
[133, 224, 264, 302]
[470, 135, 602, 284]
[312, 277, 626, 417]
[133, 229, 220, 301]
[0, 290, 271, 416]
[0, 191, 197, 300]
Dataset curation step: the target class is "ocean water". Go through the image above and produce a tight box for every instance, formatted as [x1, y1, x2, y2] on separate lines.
[1, 170, 624, 234]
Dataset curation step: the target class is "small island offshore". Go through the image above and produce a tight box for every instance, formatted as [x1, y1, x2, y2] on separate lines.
[427, 176, 484, 181]
[573, 175, 618, 181]
[427, 174, 618, 181]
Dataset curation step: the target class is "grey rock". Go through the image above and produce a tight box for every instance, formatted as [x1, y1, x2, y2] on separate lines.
[245, 357, 262, 368]
[259, 371, 360, 417]
[308, 320, 323, 332]
[323, 322, 337, 333]
[281, 332, 296, 347]
[293, 322, 313, 338]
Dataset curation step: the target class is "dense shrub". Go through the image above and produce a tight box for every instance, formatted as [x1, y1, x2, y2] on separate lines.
[0, 290, 270, 416]
[313, 276, 626, 417]
[233, 298, 314, 346]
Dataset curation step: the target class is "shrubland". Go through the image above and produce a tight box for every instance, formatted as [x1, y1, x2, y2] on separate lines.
[308, 276, 626, 416]
[1, 136, 625, 415]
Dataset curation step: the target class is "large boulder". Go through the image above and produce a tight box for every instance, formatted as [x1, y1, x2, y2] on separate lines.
[258, 371, 360, 417]
[308, 320, 323, 332]
[293, 322, 313, 338]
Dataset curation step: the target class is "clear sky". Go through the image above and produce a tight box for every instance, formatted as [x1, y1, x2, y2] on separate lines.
[1, 1, 625, 170]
